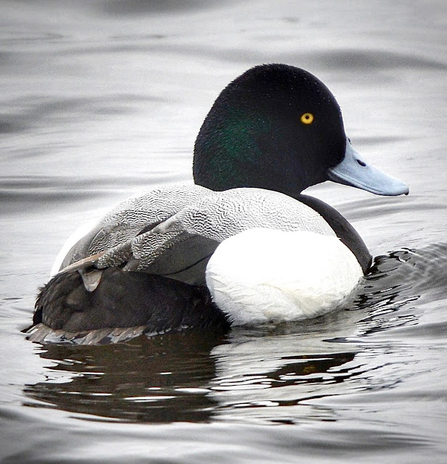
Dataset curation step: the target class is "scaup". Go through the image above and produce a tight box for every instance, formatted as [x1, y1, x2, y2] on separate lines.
[27, 64, 408, 343]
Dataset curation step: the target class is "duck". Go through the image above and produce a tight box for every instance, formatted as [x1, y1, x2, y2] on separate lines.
[26, 63, 409, 344]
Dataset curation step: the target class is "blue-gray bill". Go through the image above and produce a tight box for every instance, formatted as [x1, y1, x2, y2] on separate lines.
[328, 140, 409, 196]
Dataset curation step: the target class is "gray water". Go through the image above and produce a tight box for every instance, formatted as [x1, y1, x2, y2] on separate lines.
[1, 1, 447, 462]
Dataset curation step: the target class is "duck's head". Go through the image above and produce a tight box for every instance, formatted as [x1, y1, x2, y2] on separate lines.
[193, 64, 408, 197]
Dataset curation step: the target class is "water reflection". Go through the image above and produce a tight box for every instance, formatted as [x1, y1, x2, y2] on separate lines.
[24, 325, 361, 424]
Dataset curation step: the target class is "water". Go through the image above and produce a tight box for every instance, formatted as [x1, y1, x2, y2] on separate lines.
[1, 1, 447, 462]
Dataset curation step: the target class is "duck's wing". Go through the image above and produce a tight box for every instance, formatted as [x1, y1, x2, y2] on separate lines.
[56, 184, 212, 270]
[54, 184, 214, 290]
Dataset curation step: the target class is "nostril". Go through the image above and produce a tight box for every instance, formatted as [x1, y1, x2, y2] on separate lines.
[357, 159, 366, 167]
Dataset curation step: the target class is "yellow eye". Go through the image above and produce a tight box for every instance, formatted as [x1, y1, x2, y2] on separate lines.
[300, 113, 314, 125]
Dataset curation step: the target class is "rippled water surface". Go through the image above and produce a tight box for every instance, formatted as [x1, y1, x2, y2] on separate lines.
[1, 1, 447, 463]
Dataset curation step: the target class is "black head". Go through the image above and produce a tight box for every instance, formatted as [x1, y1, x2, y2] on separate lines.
[193, 64, 347, 196]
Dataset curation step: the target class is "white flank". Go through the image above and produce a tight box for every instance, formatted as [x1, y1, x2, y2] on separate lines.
[206, 228, 363, 325]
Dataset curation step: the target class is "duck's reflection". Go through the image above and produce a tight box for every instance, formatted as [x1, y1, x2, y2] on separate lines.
[208, 323, 358, 423]
[23, 320, 360, 424]
[24, 328, 227, 423]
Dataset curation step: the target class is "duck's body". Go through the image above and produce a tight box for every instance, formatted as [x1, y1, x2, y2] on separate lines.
[27, 64, 408, 343]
